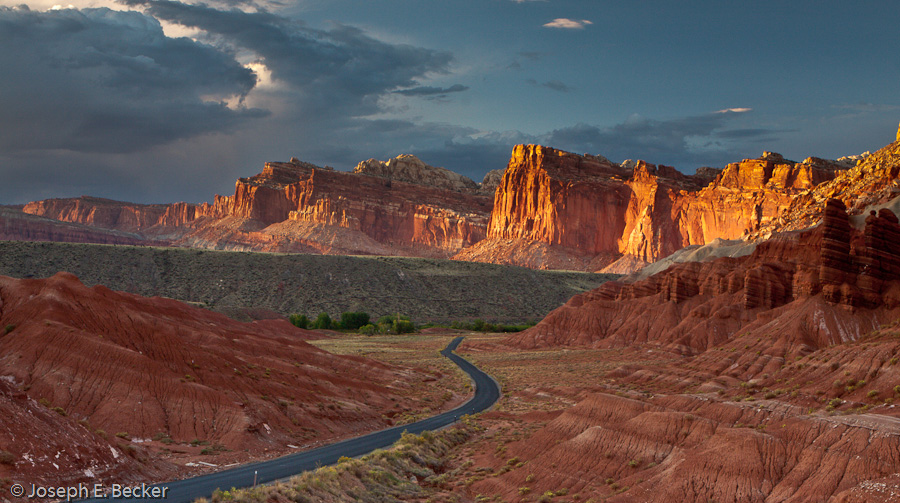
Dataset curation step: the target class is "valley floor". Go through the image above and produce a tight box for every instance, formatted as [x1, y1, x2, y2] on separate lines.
[221, 328, 900, 503]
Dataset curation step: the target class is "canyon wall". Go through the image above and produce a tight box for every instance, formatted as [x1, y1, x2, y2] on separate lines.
[459, 145, 846, 270]
[17, 139, 893, 270]
[20, 156, 492, 257]
[506, 199, 900, 352]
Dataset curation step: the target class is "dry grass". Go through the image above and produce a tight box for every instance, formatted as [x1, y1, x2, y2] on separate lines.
[458, 333, 678, 412]
[310, 333, 471, 424]
[194, 421, 480, 503]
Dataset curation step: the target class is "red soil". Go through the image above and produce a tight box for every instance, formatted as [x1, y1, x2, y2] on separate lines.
[454, 198, 900, 502]
[0, 273, 437, 490]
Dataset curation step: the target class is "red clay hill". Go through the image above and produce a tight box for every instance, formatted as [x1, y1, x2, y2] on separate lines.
[7, 142, 862, 272]
[460, 196, 900, 501]
[453, 134, 900, 503]
[0, 272, 443, 490]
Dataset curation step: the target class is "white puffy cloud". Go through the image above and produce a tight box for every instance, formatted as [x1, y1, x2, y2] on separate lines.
[543, 18, 592, 29]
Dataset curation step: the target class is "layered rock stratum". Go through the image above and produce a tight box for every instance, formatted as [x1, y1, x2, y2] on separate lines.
[455, 145, 847, 271]
[9, 133, 897, 274]
[506, 197, 900, 351]
[21, 155, 493, 258]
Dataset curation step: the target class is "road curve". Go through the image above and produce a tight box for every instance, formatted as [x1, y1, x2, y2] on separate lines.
[78, 336, 499, 503]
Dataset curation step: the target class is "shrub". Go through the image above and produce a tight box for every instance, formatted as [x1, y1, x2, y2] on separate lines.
[313, 312, 333, 330]
[393, 318, 415, 334]
[340, 312, 370, 331]
[200, 444, 227, 455]
[2, 324, 14, 335]
[376, 314, 414, 334]
[358, 324, 376, 336]
[289, 314, 310, 329]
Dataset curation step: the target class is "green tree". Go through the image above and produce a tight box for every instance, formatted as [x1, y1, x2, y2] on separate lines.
[289, 314, 310, 329]
[393, 318, 415, 334]
[313, 312, 333, 330]
[358, 324, 376, 336]
[340, 312, 371, 330]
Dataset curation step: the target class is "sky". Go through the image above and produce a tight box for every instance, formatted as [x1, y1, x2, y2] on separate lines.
[1, 0, 899, 204]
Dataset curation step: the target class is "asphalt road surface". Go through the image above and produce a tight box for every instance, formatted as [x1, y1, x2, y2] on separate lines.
[77, 336, 499, 503]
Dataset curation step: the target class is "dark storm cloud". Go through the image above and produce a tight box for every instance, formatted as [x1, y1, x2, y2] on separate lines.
[121, 0, 454, 114]
[544, 111, 775, 167]
[0, 6, 264, 153]
[393, 84, 469, 97]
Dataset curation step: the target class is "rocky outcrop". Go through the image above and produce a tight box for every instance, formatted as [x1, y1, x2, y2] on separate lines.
[354, 154, 479, 192]
[858, 208, 900, 295]
[506, 201, 900, 352]
[460, 145, 844, 271]
[21, 197, 170, 233]
[486, 144, 633, 253]
[0, 207, 150, 245]
[819, 199, 856, 292]
[480, 169, 504, 194]
[21, 158, 493, 257]
[751, 138, 900, 239]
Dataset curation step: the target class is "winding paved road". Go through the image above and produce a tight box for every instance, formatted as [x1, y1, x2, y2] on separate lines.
[78, 336, 499, 503]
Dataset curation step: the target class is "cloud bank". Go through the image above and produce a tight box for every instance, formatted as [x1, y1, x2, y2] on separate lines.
[0, 5, 264, 153]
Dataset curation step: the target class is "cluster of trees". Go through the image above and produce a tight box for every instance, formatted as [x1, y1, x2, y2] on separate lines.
[427, 319, 537, 333]
[289, 311, 415, 335]
[287, 312, 535, 335]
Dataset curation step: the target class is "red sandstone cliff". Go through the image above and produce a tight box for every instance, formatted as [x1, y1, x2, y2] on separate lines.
[13, 140, 880, 271]
[463, 195, 900, 503]
[456, 145, 845, 271]
[506, 198, 900, 352]
[0, 206, 152, 245]
[20, 157, 492, 257]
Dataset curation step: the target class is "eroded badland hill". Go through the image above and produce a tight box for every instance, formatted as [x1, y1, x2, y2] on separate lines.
[0, 273, 471, 492]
